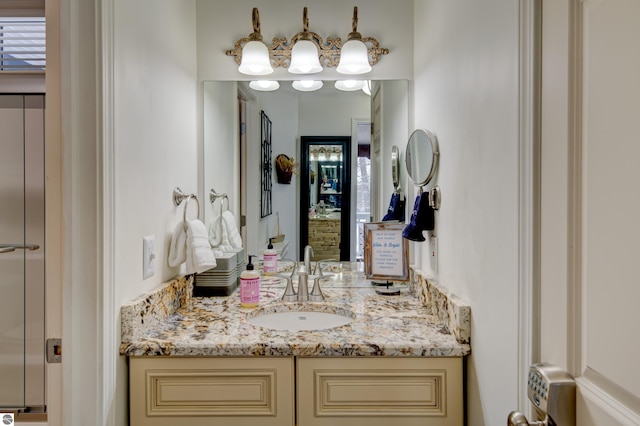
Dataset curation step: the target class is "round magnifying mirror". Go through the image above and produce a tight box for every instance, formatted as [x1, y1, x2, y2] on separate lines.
[405, 129, 439, 186]
[391, 145, 400, 189]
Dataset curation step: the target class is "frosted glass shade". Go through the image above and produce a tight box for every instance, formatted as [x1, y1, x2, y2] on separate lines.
[288, 39, 322, 74]
[362, 80, 372, 95]
[337, 39, 371, 75]
[249, 80, 280, 91]
[238, 40, 274, 76]
[335, 80, 365, 91]
[292, 80, 323, 91]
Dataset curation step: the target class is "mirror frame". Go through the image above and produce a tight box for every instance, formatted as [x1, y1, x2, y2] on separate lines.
[299, 136, 352, 261]
[391, 145, 400, 190]
[405, 129, 439, 187]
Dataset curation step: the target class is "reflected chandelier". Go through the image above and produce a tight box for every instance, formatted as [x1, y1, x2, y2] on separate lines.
[226, 7, 389, 76]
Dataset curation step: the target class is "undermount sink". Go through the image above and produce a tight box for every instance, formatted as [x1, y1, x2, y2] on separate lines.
[247, 309, 354, 331]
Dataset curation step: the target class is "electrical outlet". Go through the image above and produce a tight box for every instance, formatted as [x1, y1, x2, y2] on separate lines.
[143, 235, 155, 279]
[429, 236, 438, 275]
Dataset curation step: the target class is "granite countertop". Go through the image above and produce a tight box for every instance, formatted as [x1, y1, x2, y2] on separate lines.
[120, 263, 471, 358]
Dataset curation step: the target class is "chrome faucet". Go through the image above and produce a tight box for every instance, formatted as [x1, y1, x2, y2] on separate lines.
[303, 245, 314, 273]
[296, 264, 309, 302]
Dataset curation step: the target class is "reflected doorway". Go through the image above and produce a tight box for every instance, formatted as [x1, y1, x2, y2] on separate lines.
[299, 136, 351, 261]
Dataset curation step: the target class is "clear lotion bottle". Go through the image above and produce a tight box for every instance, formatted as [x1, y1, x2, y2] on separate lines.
[263, 238, 278, 276]
[240, 255, 260, 308]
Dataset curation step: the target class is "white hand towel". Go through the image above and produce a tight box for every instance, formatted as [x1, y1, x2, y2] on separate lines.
[209, 214, 233, 251]
[222, 210, 243, 249]
[167, 222, 187, 268]
[186, 219, 217, 274]
[208, 215, 223, 247]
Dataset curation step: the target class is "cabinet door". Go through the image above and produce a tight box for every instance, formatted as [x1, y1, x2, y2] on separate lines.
[130, 357, 294, 426]
[297, 357, 463, 426]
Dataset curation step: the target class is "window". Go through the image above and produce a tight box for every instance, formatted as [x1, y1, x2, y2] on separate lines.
[0, 17, 45, 71]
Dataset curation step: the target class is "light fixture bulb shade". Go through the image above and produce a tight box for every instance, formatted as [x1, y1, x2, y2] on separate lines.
[337, 39, 371, 75]
[249, 80, 280, 91]
[288, 39, 322, 74]
[362, 80, 372, 95]
[335, 80, 365, 91]
[238, 40, 274, 75]
[292, 80, 323, 92]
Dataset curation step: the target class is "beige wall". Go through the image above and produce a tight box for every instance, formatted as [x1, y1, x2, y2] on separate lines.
[112, 0, 198, 424]
[412, 1, 520, 425]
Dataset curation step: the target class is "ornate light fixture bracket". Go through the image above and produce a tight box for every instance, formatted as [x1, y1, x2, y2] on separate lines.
[226, 7, 389, 70]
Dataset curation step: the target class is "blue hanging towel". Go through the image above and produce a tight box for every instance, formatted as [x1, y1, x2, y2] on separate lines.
[402, 193, 434, 242]
[382, 192, 405, 222]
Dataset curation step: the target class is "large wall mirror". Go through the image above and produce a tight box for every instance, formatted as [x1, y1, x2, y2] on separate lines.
[202, 80, 409, 260]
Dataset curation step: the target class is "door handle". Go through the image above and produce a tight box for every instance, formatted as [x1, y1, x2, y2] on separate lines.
[0, 243, 40, 253]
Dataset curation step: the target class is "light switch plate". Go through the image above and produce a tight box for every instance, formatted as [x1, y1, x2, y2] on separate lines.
[429, 236, 438, 275]
[143, 235, 155, 279]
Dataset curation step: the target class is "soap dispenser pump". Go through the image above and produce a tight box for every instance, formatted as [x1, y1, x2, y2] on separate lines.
[240, 255, 260, 308]
[263, 238, 278, 276]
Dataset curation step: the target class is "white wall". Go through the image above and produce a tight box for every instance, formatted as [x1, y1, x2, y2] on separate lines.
[251, 90, 300, 258]
[242, 90, 370, 260]
[378, 80, 409, 218]
[203, 81, 240, 219]
[413, 2, 520, 425]
[196, 0, 414, 82]
[113, 1, 198, 424]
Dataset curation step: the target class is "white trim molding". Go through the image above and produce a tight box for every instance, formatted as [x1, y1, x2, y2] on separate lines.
[517, 0, 542, 415]
[99, 0, 115, 424]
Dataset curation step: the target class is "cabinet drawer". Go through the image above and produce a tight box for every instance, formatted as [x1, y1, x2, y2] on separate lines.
[130, 357, 294, 426]
[297, 357, 463, 426]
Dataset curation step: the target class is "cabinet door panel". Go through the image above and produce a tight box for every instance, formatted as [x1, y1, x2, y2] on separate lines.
[297, 357, 463, 426]
[130, 357, 294, 426]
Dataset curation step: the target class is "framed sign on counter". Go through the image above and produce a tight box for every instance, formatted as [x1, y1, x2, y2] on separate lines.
[363, 222, 410, 282]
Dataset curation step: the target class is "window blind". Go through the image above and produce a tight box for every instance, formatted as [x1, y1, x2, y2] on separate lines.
[0, 18, 45, 71]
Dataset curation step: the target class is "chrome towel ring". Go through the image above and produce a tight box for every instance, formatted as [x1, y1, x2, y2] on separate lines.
[173, 187, 200, 230]
[209, 188, 229, 215]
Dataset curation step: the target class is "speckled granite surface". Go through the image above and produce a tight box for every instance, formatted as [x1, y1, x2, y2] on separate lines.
[120, 263, 470, 357]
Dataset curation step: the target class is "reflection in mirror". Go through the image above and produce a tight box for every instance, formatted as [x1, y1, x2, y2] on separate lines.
[301, 137, 351, 262]
[405, 129, 439, 187]
[391, 145, 400, 190]
[202, 81, 408, 258]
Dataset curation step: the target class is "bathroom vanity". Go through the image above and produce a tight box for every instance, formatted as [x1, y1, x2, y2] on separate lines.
[121, 264, 470, 426]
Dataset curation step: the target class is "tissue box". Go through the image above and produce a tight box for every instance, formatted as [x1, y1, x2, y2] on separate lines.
[193, 251, 242, 297]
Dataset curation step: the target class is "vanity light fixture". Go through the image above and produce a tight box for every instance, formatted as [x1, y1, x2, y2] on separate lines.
[336, 7, 372, 75]
[362, 80, 372, 95]
[249, 80, 280, 91]
[318, 147, 327, 162]
[226, 7, 389, 76]
[335, 80, 365, 91]
[288, 7, 323, 74]
[237, 9, 274, 76]
[292, 80, 323, 92]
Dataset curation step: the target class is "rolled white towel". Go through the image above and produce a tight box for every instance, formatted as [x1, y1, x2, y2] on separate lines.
[221, 210, 243, 249]
[186, 219, 217, 274]
[167, 222, 187, 268]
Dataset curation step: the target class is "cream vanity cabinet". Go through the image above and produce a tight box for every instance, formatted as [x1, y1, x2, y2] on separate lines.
[129, 356, 463, 426]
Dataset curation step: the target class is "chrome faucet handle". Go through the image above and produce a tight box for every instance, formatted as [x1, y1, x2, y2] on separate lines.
[309, 276, 325, 302]
[274, 273, 297, 302]
[316, 259, 337, 276]
[279, 258, 298, 278]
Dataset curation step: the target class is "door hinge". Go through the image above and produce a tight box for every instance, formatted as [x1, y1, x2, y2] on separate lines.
[46, 338, 62, 363]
